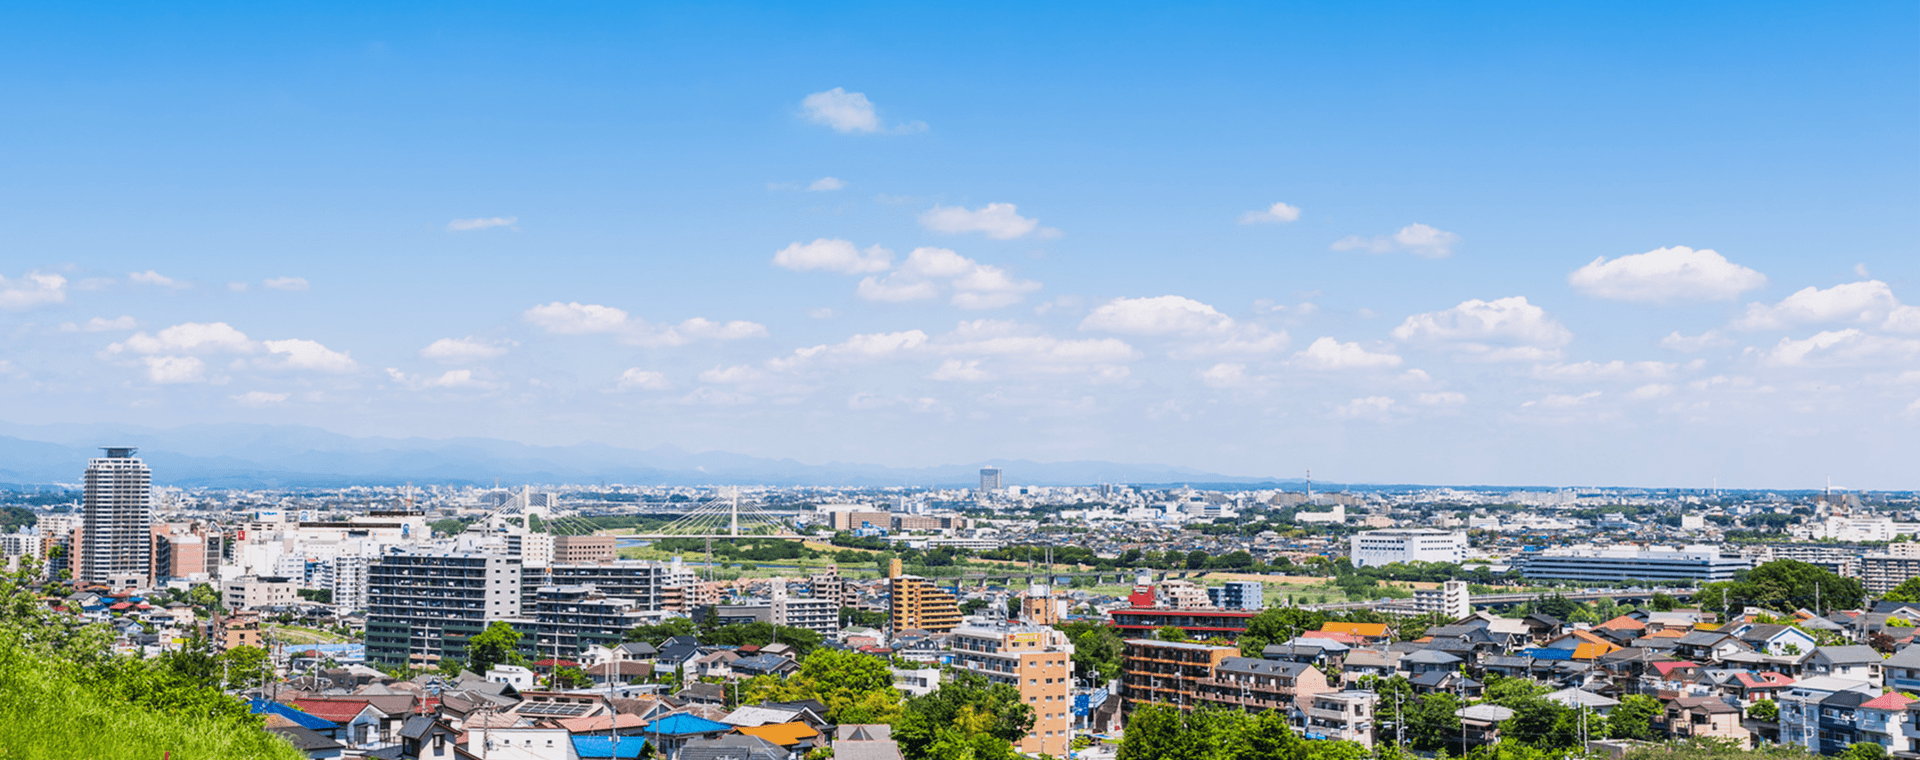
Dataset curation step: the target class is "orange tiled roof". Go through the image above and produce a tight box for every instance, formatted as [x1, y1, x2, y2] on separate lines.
[1570, 642, 1617, 660]
[1319, 622, 1389, 638]
[735, 721, 821, 746]
[1597, 615, 1645, 631]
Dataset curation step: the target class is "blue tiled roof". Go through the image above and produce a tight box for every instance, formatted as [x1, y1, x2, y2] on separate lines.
[248, 698, 340, 731]
[645, 713, 731, 736]
[1522, 647, 1575, 661]
[573, 736, 651, 759]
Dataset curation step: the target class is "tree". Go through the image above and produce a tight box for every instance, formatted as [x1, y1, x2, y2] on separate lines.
[221, 645, 272, 690]
[895, 673, 1034, 760]
[1747, 699, 1778, 722]
[740, 648, 901, 724]
[1651, 592, 1677, 611]
[624, 617, 697, 646]
[1609, 694, 1662, 740]
[1155, 625, 1188, 642]
[1239, 607, 1328, 657]
[1186, 550, 1209, 570]
[550, 665, 589, 689]
[466, 620, 525, 675]
[1531, 593, 1578, 621]
[1845, 743, 1889, 760]
[1883, 577, 1920, 604]
[1405, 691, 1463, 752]
[1058, 620, 1123, 684]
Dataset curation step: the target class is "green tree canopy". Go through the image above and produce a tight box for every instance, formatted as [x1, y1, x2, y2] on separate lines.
[466, 620, 525, 675]
[1609, 694, 1663, 740]
[741, 648, 901, 724]
[895, 673, 1035, 760]
[1057, 620, 1124, 684]
[623, 617, 698, 646]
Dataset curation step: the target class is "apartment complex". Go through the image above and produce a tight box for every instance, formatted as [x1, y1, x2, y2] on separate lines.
[222, 575, 297, 610]
[1207, 580, 1265, 611]
[1348, 529, 1466, 568]
[80, 448, 153, 588]
[888, 558, 962, 632]
[524, 584, 659, 659]
[948, 588, 1075, 756]
[366, 552, 524, 665]
[527, 561, 668, 609]
[1413, 580, 1471, 619]
[1121, 639, 1238, 709]
[1862, 545, 1920, 595]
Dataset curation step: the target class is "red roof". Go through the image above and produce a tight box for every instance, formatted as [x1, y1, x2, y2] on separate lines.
[291, 698, 378, 723]
[109, 602, 133, 610]
[1597, 615, 1645, 631]
[1733, 671, 1793, 688]
[534, 659, 580, 668]
[1651, 661, 1699, 676]
[1863, 692, 1914, 711]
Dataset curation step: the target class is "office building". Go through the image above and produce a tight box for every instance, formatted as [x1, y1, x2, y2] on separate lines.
[1349, 529, 1466, 568]
[1208, 581, 1266, 611]
[81, 447, 153, 588]
[1411, 580, 1471, 620]
[223, 575, 297, 610]
[829, 510, 895, 532]
[366, 552, 523, 665]
[552, 535, 616, 564]
[979, 468, 1002, 492]
[889, 558, 962, 632]
[1518, 545, 1752, 583]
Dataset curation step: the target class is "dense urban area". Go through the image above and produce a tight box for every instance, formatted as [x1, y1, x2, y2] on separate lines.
[9, 451, 1920, 760]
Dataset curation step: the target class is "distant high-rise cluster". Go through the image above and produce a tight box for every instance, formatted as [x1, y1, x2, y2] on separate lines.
[81, 447, 152, 589]
[979, 467, 1002, 492]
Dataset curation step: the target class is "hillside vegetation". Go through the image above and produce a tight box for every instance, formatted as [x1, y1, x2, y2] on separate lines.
[0, 570, 304, 760]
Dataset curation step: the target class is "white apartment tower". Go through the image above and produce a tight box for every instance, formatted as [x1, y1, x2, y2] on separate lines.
[82, 447, 153, 588]
[979, 468, 1003, 492]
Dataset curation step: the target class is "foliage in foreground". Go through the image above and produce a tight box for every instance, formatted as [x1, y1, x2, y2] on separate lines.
[0, 568, 304, 760]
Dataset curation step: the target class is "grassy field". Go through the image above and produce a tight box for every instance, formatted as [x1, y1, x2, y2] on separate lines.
[0, 654, 304, 760]
[263, 623, 348, 646]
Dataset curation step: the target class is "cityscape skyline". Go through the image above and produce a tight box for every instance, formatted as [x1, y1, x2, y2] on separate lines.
[1, 4, 1916, 488]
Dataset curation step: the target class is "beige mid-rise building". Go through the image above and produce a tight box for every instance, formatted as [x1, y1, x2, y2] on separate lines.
[950, 586, 1076, 756]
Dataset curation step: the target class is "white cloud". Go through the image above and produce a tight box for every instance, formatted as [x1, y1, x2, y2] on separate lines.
[1199, 363, 1260, 388]
[1757, 329, 1920, 368]
[769, 330, 932, 372]
[615, 369, 672, 391]
[129, 270, 189, 289]
[262, 339, 358, 373]
[1733, 280, 1902, 330]
[524, 302, 631, 334]
[1333, 396, 1396, 419]
[143, 356, 206, 384]
[699, 365, 765, 384]
[1886, 306, 1920, 333]
[918, 203, 1049, 240]
[1528, 360, 1676, 381]
[807, 307, 838, 319]
[772, 239, 893, 274]
[59, 316, 137, 332]
[1568, 246, 1766, 303]
[447, 216, 517, 232]
[1627, 383, 1676, 400]
[521, 303, 765, 347]
[0, 272, 67, 310]
[1238, 202, 1301, 225]
[807, 177, 846, 191]
[938, 320, 1138, 370]
[927, 359, 991, 382]
[109, 322, 255, 355]
[263, 276, 310, 291]
[855, 247, 1041, 309]
[1080, 295, 1286, 357]
[1392, 296, 1572, 361]
[232, 391, 289, 406]
[227, 282, 249, 292]
[1660, 330, 1732, 352]
[800, 87, 881, 133]
[1522, 391, 1602, 409]
[1332, 223, 1460, 259]
[1291, 337, 1403, 370]
[1417, 391, 1468, 406]
[420, 336, 514, 362]
[386, 368, 493, 390]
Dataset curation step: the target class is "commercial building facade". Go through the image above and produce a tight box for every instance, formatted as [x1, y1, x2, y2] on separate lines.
[1518, 546, 1751, 583]
[1349, 529, 1466, 568]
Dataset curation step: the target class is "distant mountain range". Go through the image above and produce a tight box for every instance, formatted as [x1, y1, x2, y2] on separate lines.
[0, 422, 1303, 489]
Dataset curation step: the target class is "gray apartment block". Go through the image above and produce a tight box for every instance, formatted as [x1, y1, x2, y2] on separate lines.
[366, 552, 522, 665]
[81, 448, 152, 588]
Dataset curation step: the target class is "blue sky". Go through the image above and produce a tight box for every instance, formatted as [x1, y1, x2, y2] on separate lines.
[1, 2, 1916, 487]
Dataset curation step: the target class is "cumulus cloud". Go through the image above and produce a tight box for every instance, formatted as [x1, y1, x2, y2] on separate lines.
[927, 359, 991, 382]
[918, 203, 1054, 240]
[60, 316, 137, 332]
[447, 217, 517, 232]
[1886, 306, 1920, 334]
[1332, 223, 1460, 259]
[1569, 246, 1766, 303]
[129, 270, 189, 289]
[1627, 383, 1676, 400]
[263, 276, 310, 291]
[1528, 360, 1675, 381]
[1291, 337, 1403, 371]
[232, 391, 289, 406]
[1199, 363, 1261, 389]
[1733, 280, 1902, 331]
[1392, 296, 1572, 361]
[769, 330, 932, 372]
[420, 336, 514, 362]
[1660, 330, 1733, 353]
[1417, 392, 1468, 406]
[800, 87, 881, 133]
[144, 356, 206, 384]
[0, 272, 67, 310]
[772, 239, 894, 274]
[699, 365, 766, 384]
[1756, 329, 1920, 368]
[386, 368, 494, 390]
[1080, 295, 1287, 357]
[1333, 396, 1396, 419]
[109, 322, 255, 355]
[262, 339, 358, 373]
[615, 369, 672, 391]
[522, 302, 765, 347]
[1238, 202, 1301, 225]
[1522, 391, 1602, 409]
[937, 319, 1138, 371]
[807, 177, 846, 191]
[855, 247, 1042, 309]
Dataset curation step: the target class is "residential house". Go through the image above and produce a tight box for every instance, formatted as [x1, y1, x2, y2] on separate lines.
[1673, 631, 1750, 664]
[1340, 649, 1403, 687]
[1884, 646, 1920, 693]
[1777, 676, 1877, 754]
[1856, 692, 1915, 754]
[1302, 690, 1378, 747]
[1805, 646, 1886, 687]
[833, 725, 905, 760]
[1664, 696, 1751, 746]
[1726, 623, 1821, 658]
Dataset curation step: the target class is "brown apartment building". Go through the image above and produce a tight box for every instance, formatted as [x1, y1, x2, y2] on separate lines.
[888, 558, 961, 632]
[949, 586, 1076, 756]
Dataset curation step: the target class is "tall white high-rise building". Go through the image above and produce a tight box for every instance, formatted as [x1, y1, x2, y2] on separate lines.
[979, 468, 1003, 492]
[81, 447, 153, 588]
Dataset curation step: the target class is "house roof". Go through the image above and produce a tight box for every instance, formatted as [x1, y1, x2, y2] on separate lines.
[572, 736, 651, 759]
[1864, 692, 1915, 711]
[645, 713, 732, 736]
[248, 697, 338, 731]
[1597, 615, 1646, 631]
[266, 723, 345, 753]
[290, 697, 384, 723]
[733, 721, 821, 746]
[1544, 688, 1619, 709]
[1732, 671, 1794, 688]
[837, 724, 894, 741]
[1813, 645, 1884, 665]
[1651, 661, 1700, 676]
[724, 705, 806, 727]
[558, 713, 651, 733]
[1402, 650, 1463, 665]
[1320, 622, 1388, 638]
[678, 734, 787, 760]
[1571, 642, 1617, 661]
